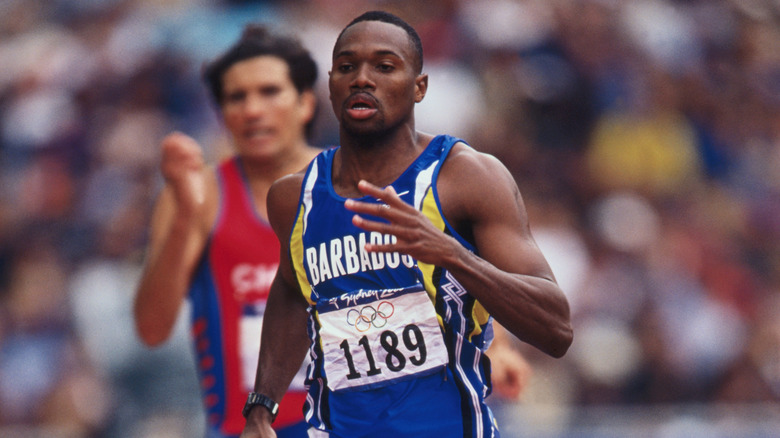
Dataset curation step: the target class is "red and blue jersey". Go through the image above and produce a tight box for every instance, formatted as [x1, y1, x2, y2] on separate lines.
[189, 157, 307, 437]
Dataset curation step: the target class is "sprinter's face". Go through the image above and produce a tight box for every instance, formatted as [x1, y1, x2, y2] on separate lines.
[329, 20, 426, 137]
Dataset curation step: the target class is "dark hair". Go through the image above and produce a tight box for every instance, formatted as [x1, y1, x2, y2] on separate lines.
[203, 24, 318, 103]
[335, 10, 423, 74]
[202, 24, 319, 140]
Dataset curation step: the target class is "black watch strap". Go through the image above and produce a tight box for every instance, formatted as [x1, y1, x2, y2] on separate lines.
[242, 392, 279, 420]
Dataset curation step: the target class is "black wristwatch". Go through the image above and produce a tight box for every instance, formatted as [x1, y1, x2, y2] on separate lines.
[242, 392, 279, 421]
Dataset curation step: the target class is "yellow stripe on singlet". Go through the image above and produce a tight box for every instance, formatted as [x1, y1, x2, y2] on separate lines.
[417, 186, 490, 341]
[290, 204, 314, 305]
[417, 187, 446, 329]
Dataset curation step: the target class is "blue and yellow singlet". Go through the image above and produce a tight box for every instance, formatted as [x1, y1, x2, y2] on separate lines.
[291, 135, 499, 437]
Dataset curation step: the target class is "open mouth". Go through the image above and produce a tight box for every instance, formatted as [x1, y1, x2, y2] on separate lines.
[345, 93, 378, 119]
[243, 126, 273, 141]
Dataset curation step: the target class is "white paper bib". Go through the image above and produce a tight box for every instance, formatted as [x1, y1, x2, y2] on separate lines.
[240, 306, 307, 391]
[316, 284, 448, 391]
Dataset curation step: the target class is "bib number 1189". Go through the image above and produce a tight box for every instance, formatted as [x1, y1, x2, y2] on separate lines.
[339, 323, 427, 379]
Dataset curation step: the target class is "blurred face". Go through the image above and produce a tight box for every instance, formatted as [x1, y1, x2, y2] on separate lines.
[329, 20, 427, 138]
[221, 56, 314, 161]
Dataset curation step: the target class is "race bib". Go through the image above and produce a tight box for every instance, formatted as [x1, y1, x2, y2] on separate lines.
[240, 306, 308, 391]
[240, 312, 264, 391]
[316, 284, 448, 391]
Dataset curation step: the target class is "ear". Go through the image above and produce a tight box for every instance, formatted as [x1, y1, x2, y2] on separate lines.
[299, 90, 317, 124]
[414, 73, 428, 103]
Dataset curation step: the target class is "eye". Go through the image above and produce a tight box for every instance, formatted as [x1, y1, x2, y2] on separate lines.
[377, 63, 395, 73]
[337, 63, 354, 73]
[223, 91, 245, 104]
[260, 86, 281, 97]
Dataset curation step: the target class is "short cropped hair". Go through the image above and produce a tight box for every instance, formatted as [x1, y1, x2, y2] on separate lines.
[203, 24, 318, 103]
[335, 11, 424, 74]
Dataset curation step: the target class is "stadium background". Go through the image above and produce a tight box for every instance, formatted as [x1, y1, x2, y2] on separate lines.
[1, 0, 779, 436]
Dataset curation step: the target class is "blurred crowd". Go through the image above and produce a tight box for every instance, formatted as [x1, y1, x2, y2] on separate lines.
[1, 0, 779, 437]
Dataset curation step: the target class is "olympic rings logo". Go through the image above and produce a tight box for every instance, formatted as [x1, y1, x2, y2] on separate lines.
[346, 301, 395, 332]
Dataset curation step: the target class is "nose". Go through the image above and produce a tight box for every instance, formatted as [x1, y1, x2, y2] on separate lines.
[243, 94, 266, 118]
[350, 64, 375, 90]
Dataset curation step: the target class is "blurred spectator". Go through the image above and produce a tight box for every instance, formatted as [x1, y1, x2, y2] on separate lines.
[0, 237, 110, 437]
[69, 203, 205, 438]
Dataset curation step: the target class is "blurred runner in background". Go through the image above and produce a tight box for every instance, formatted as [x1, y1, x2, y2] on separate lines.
[133, 24, 321, 438]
